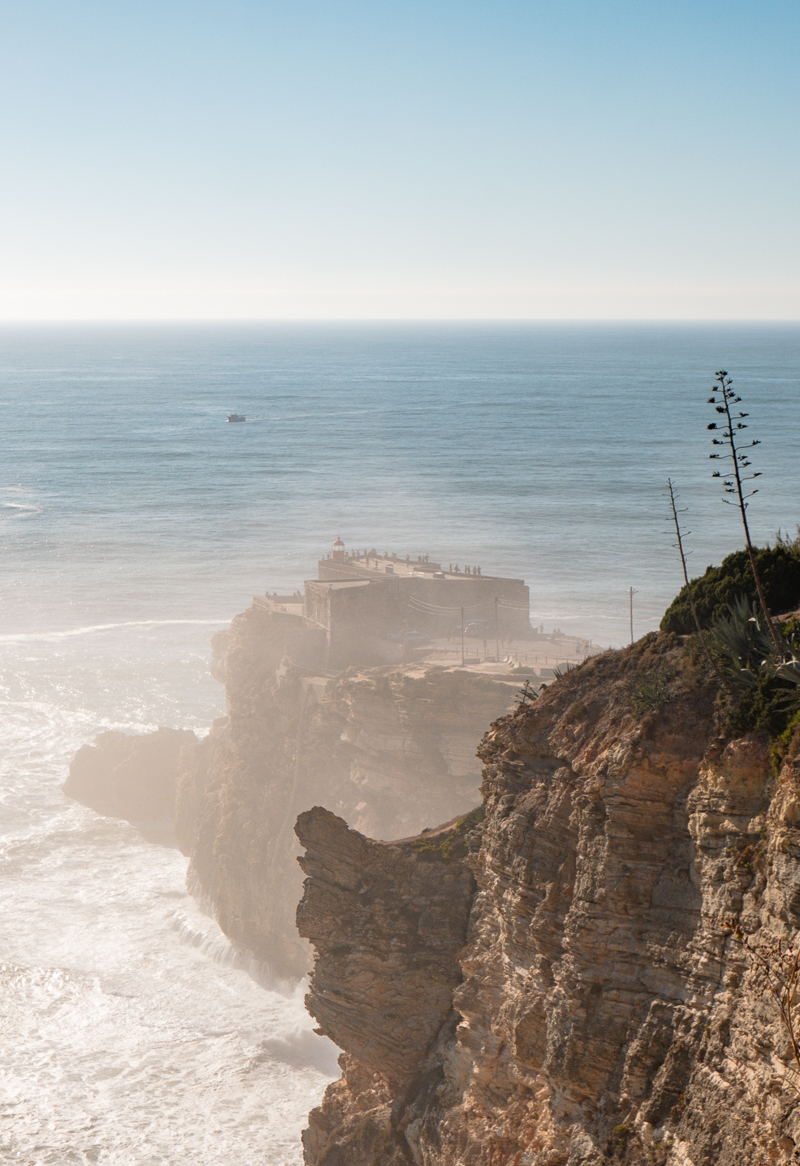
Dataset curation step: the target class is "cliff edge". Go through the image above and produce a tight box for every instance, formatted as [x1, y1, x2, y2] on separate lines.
[296, 632, 800, 1165]
[64, 726, 198, 826]
[175, 601, 519, 979]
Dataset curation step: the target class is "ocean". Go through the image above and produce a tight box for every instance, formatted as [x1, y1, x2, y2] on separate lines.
[1, 322, 798, 1163]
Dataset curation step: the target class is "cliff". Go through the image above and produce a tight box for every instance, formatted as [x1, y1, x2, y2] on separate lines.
[64, 726, 198, 827]
[296, 632, 800, 1165]
[175, 601, 519, 979]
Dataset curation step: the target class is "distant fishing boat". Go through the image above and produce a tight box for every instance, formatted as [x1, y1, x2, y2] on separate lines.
[227, 413, 246, 423]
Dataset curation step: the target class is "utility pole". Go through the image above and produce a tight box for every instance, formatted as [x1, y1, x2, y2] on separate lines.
[461, 606, 465, 666]
[628, 587, 638, 645]
[494, 596, 499, 662]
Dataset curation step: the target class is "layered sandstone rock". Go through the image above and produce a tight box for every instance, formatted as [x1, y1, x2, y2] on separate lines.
[297, 633, 800, 1165]
[175, 601, 518, 979]
[296, 806, 480, 1166]
[64, 726, 198, 825]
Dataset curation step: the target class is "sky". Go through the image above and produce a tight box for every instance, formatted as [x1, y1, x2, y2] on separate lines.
[1, 0, 798, 320]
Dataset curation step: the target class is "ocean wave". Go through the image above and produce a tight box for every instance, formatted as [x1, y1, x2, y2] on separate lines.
[0, 618, 230, 644]
[1, 501, 42, 515]
[168, 909, 300, 995]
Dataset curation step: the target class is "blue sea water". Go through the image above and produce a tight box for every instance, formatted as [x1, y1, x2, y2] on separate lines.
[2, 322, 799, 642]
[0, 322, 797, 1164]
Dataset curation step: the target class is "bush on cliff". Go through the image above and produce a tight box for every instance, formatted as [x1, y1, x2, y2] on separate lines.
[660, 545, 800, 634]
[703, 596, 800, 740]
[721, 670, 793, 739]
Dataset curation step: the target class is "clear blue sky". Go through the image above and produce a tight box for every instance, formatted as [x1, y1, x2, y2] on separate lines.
[1, 0, 798, 318]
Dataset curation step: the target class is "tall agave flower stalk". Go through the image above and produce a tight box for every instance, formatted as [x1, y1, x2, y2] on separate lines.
[707, 371, 782, 654]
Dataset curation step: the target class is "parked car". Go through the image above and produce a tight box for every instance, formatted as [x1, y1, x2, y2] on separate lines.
[464, 621, 489, 637]
[386, 629, 432, 645]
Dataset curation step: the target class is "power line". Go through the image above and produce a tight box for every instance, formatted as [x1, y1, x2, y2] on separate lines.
[407, 596, 489, 615]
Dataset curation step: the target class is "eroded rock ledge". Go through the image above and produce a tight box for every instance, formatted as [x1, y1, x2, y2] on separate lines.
[64, 726, 198, 826]
[296, 807, 478, 1164]
[174, 602, 518, 979]
[296, 634, 800, 1166]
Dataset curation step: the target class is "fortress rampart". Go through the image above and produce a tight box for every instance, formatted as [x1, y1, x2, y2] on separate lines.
[258, 541, 533, 670]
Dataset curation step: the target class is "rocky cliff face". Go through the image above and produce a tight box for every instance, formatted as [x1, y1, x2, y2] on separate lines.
[296, 633, 800, 1165]
[295, 806, 479, 1165]
[175, 602, 518, 979]
[64, 726, 198, 827]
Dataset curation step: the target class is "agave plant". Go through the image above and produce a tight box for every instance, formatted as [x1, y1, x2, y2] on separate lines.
[709, 595, 800, 708]
[708, 595, 774, 688]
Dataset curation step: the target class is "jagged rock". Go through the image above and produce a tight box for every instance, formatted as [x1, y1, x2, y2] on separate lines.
[64, 727, 198, 823]
[296, 807, 476, 1083]
[296, 806, 478, 1166]
[296, 633, 800, 1166]
[175, 601, 518, 979]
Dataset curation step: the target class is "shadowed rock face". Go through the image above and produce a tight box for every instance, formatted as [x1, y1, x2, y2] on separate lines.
[295, 634, 800, 1166]
[64, 727, 198, 826]
[175, 602, 517, 979]
[295, 807, 478, 1166]
[296, 807, 476, 1086]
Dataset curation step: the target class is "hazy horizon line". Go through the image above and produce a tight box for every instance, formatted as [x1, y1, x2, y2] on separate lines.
[2, 317, 800, 327]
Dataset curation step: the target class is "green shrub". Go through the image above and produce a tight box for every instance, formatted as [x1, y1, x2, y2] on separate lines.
[661, 546, 800, 634]
[721, 671, 792, 738]
[627, 668, 675, 718]
[772, 709, 800, 773]
[606, 1123, 631, 1157]
[562, 700, 588, 726]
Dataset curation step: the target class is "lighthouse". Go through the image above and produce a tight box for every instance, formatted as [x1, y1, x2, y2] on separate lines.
[331, 536, 345, 562]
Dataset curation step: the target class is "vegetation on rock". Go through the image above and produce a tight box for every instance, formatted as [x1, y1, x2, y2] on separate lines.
[660, 545, 800, 634]
[296, 611, 800, 1165]
[409, 805, 485, 861]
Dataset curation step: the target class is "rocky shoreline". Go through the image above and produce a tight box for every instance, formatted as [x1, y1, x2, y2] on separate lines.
[64, 604, 800, 1163]
[65, 597, 520, 979]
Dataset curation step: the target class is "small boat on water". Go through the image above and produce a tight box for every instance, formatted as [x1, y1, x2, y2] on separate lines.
[227, 413, 246, 423]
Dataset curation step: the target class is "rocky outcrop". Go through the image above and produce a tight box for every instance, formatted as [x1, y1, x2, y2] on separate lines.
[64, 727, 198, 826]
[175, 602, 518, 979]
[297, 809, 475, 1068]
[296, 633, 800, 1165]
[295, 806, 479, 1166]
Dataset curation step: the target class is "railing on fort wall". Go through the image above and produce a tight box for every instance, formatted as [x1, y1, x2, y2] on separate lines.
[407, 596, 530, 617]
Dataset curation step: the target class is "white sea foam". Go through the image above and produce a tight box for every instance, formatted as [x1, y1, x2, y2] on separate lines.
[2, 323, 798, 1161]
[0, 620, 230, 645]
[0, 621, 336, 1165]
[1, 501, 42, 516]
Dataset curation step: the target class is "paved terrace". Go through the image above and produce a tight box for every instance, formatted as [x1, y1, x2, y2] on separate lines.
[319, 550, 494, 580]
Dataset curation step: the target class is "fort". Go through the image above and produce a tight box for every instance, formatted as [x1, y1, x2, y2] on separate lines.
[253, 537, 594, 674]
[66, 538, 600, 985]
